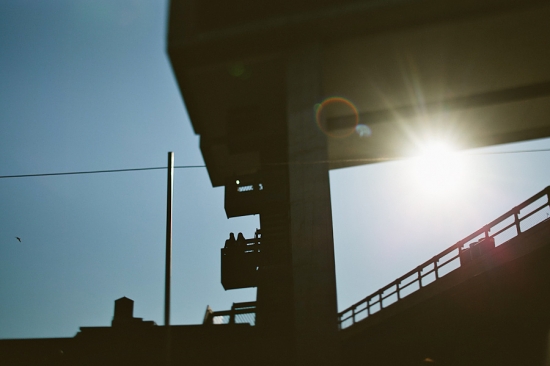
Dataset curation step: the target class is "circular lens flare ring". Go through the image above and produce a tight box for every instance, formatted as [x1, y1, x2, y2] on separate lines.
[315, 97, 360, 138]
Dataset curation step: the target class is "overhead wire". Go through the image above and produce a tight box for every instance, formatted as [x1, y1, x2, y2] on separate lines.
[0, 148, 549, 179]
[0, 165, 205, 179]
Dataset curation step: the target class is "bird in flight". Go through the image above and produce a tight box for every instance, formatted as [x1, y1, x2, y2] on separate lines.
[15, 237, 21, 243]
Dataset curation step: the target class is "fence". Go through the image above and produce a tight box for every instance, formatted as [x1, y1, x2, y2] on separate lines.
[338, 186, 550, 329]
[203, 301, 256, 326]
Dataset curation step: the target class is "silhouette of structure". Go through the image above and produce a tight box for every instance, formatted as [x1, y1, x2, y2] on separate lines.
[167, 0, 550, 365]
[1, 189, 549, 365]
[2, 1, 550, 365]
[0, 296, 262, 366]
[221, 229, 261, 290]
[339, 187, 550, 365]
[111, 297, 156, 328]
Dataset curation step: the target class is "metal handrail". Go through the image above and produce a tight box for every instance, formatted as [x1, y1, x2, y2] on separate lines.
[338, 186, 550, 329]
[203, 301, 257, 325]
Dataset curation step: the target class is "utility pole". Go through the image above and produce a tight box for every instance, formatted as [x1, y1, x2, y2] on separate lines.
[165, 151, 174, 326]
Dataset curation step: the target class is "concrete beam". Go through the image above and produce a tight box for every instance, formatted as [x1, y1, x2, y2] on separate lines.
[287, 43, 340, 366]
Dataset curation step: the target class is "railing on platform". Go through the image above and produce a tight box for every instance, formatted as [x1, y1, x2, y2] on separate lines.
[338, 186, 550, 330]
[221, 230, 261, 290]
[203, 301, 256, 326]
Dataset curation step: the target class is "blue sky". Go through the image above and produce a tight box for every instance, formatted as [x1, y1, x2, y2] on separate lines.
[1, 0, 549, 339]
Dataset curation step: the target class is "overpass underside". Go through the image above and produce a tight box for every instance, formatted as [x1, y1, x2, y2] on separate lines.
[341, 218, 550, 366]
[168, 1, 550, 364]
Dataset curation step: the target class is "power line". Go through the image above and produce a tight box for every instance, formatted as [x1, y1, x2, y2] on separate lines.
[463, 148, 550, 156]
[267, 148, 550, 166]
[0, 165, 206, 179]
[0, 148, 548, 180]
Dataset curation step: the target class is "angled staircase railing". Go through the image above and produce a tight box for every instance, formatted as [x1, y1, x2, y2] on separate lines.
[338, 186, 550, 330]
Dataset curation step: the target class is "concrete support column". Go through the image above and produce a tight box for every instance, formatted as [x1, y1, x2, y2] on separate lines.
[287, 43, 340, 366]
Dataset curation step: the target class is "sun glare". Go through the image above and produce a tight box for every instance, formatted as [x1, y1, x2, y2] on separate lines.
[408, 141, 468, 200]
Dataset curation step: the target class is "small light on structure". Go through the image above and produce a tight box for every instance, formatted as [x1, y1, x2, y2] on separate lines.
[236, 180, 240, 184]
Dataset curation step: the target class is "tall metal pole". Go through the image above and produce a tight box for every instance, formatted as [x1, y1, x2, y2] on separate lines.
[165, 152, 174, 326]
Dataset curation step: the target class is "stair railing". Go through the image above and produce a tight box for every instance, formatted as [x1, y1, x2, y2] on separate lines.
[338, 186, 550, 330]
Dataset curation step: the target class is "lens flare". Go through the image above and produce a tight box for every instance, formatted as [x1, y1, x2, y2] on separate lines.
[227, 61, 251, 79]
[409, 141, 468, 200]
[355, 124, 372, 137]
[315, 97, 360, 138]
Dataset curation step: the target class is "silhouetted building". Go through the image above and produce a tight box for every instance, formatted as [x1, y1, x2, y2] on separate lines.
[0, 297, 262, 366]
[111, 296, 156, 328]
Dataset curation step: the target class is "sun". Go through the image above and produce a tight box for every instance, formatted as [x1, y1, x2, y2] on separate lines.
[408, 141, 468, 200]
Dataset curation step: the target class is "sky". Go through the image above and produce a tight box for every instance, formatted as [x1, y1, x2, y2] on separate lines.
[1, 0, 549, 339]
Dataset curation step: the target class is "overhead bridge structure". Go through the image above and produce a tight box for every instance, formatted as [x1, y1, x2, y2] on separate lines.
[339, 187, 550, 365]
[167, 0, 550, 364]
